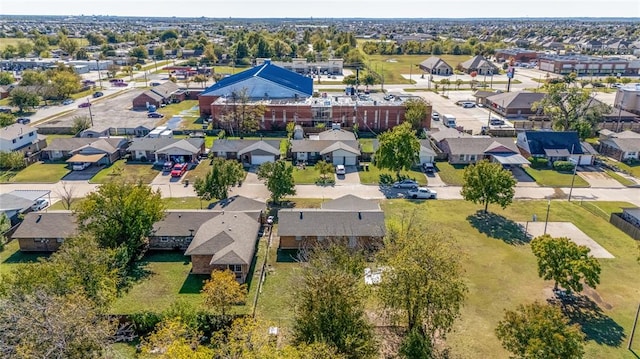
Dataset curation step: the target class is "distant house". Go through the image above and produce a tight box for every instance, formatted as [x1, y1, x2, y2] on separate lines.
[516, 131, 594, 165]
[43, 137, 128, 166]
[441, 137, 528, 166]
[12, 211, 77, 252]
[211, 139, 281, 165]
[418, 57, 453, 75]
[0, 190, 50, 225]
[483, 91, 545, 119]
[457, 55, 499, 75]
[132, 82, 180, 109]
[419, 139, 437, 165]
[127, 137, 205, 163]
[290, 128, 360, 165]
[598, 130, 640, 161]
[0, 123, 46, 154]
[278, 195, 385, 250]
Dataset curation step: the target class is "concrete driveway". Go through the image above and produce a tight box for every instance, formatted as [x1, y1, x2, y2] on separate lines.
[510, 166, 538, 187]
[577, 167, 624, 188]
[61, 164, 102, 181]
[151, 170, 184, 185]
[335, 165, 360, 184]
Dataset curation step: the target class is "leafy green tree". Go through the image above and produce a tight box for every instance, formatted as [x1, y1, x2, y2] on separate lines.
[531, 234, 601, 293]
[202, 270, 247, 317]
[129, 45, 148, 61]
[58, 35, 79, 57]
[16, 41, 33, 57]
[0, 291, 115, 358]
[194, 157, 244, 201]
[0, 72, 15, 85]
[85, 32, 106, 46]
[378, 225, 467, 344]
[0, 113, 15, 127]
[496, 302, 585, 359]
[31, 35, 50, 55]
[9, 88, 40, 112]
[75, 181, 165, 268]
[374, 122, 420, 179]
[315, 160, 334, 180]
[461, 160, 516, 213]
[50, 70, 81, 99]
[71, 115, 91, 135]
[257, 160, 296, 205]
[0, 151, 26, 170]
[0, 213, 9, 250]
[160, 29, 179, 41]
[403, 98, 430, 130]
[19, 70, 47, 86]
[141, 317, 213, 358]
[293, 247, 377, 359]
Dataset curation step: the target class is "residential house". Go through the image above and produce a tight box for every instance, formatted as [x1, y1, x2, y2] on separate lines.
[278, 195, 385, 250]
[0, 190, 50, 225]
[211, 139, 281, 165]
[598, 130, 640, 161]
[127, 137, 205, 163]
[419, 139, 437, 165]
[12, 211, 77, 252]
[517, 131, 593, 165]
[441, 137, 529, 166]
[620, 208, 640, 228]
[43, 137, 128, 166]
[457, 55, 499, 75]
[484, 91, 545, 119]
[429, 127, 472, 149]
[290, 128, 360, 165]
[132, 82, 180, 109]
[418, 57, 453, 75]
[0, 123, 46, 154]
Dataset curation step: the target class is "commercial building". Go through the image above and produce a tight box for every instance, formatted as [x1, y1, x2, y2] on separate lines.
[537, 54, 630, 75]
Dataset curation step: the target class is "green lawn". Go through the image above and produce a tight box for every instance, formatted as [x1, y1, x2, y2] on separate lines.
[603, 169, 636, 187]
[162, 197, 216, 210]
[156, 100, 200, 127]
[291, 163, 324, 184]
[89, 160, 160, 184]
[433, 161, 466, 186]
[358, 162, 427, 186]
[523, 166, 590, 187]
[601, 157, 640, 178]
[0, 162, 70, 183]
[109, 251, 206, 314]
[0, 240, 49, 276]
[366, 54, 474, 84]
[183, 160, 213, 183]
[358, 138, 375, 153]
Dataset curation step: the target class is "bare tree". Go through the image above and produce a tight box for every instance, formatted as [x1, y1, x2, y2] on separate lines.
[56, 182, 77, 210]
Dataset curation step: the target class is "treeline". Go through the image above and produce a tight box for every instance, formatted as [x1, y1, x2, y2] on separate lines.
[361, 37, 505, 57]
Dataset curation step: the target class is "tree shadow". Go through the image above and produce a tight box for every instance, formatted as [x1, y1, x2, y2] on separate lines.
[276, 249, 299, 263]
[467, 210, 530, 245]
[2, 249, 50, 264]
[179, 274, 207, 294]
[548, 293, 626, 347]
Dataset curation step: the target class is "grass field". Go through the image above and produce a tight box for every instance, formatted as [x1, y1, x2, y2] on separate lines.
[434, 161, 466, 186]
[366, 54, 474, 84]
[524, 167, 590, 187]
[291, 162, 324, 184]
[358, 138, 376, 153]
[604, 169, 636, 187]
[0, 162, 70, 183]
[0, 240, 49, 276]
[90, 160, 160, 184]
[162, 197, 216, 210]
[156, 100, 200, 128]
[357, 162, 427, 186]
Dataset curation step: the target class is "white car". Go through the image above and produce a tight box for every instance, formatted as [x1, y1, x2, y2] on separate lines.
[335, 164, 346, 175]
[407, 187, 437, 199]
[431, 112, 440, 121]
[31, 198, 49, 211]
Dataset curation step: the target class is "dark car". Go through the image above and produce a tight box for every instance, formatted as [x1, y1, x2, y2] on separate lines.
[113, 82, 128, 87]
[78, 102, 91, 108]
[17, 117, 31, 125]
[93, 91, 104, 98]
[148, 112, 164, 118]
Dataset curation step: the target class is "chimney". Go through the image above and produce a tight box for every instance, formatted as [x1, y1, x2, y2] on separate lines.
[299, 212, 303, 220]
[36, 214, 42, 223]
[358, 211, 362, 220]
[189, 229, 194, 237]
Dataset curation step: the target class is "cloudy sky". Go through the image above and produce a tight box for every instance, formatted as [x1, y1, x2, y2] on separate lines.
[2, 0, 639, 18]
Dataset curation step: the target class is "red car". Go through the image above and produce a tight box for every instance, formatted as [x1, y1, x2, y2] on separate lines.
[78, 102, 92, 108]
[170, 163, 187, 177]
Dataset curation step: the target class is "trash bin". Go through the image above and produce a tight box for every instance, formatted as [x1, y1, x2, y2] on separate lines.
[184, 179, 189, 186]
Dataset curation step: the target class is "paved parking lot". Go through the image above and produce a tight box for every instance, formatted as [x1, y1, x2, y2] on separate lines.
[418, 90, 500, 134]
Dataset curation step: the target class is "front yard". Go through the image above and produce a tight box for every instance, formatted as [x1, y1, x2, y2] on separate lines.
[523, 166, 590, 187]
[0, 162, 70, 183]
[291, 163, 324, 184]
[90, 160, 160, 184]
[358, 162, 427, 186]
[433, 161, 465, 186]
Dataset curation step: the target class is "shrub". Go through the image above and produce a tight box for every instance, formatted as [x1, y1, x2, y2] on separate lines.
[379, 173, 394, 185]
[553, 160, 575, 172]
[0, 151, 26, 170]
[128, 311, 162, 335]
[528, 157, 549, 169]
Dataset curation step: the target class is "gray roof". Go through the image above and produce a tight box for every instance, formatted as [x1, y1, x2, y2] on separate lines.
[156, 139, 202, 154]
[128, 137, 203, 152]
[315, 129, 357, 141]
[319, 141, 361, 156]
[46, 137, 126, 153]
[150, 82, 180, 98]
[0, 194, 34, 212]
[138, 90, 164, 102]
[544, 148, 571, 157]
[460, 55, 498, 71]
[601, 138, 640, 153]
[486, 91, 545, 109]
[321, 195, 381, 211]
[622, 208, 640, 221]
[420, 140, 437, 155]
[429, 128, 471, 143]
[419, 56, 452, 70]
[212, 139, 280, 153]
[0, 123, 36, 140]
[444, 137, 518, 156]
[12, 211, 78, 239]
[237, 140, 281, 156]
[277, 209, 386, 237]
[152, 211, 219, 237]
[184, 212, 260, 265]
[291, 139, 359, 153]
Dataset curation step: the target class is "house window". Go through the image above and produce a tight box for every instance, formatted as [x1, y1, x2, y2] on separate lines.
[160, 236, 169, 242]
[295, 235, 302, 241]
[228, 264, 242, 272]
[12, 139, 16, 143]
[469, 154, 476, 161]
[56, 238, 64, 243]
[29, 132, 34, 137]
[459, 154, 465, 161]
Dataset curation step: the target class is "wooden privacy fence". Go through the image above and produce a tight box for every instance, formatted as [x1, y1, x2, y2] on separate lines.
[609, 213, 640, 240]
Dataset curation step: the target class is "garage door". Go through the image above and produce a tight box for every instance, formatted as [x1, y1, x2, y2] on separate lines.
[251, 155, 274, 165]
[344, 156, 356, 166]
[333, 156, 344, 165]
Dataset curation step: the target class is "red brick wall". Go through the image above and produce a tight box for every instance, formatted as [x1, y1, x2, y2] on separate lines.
[199, 95, 219, 116]
[18, 238, 63, 252]
[132, 93, 159, 109]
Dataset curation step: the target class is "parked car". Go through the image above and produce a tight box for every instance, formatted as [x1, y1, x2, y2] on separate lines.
[490, 118, 505, 126]
[31, 198, 49, 211]
[72, 162, 90, 171]
[62, 99, 74, 105]
[113, 82, 128, 87]
[109, 78, 123, 83]
[170, 163, 187, 177]
[460, 101, 476, 108]
[422, 162, 435, 173]
[392, 179, 419, 189]
[148, 112, 164, 118]
[163, 161, 173, 172]
[16, 117, 31, 125]
[150, 82, 162, 86]
[78, 102, 91, 108]
[92, 91, 104, 98]
[407, 187, 437, 199]
[335, 164, 346, 175]
[431, 112, 439, 121]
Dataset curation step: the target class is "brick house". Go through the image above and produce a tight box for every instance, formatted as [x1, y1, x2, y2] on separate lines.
[598, 130, 640, 161]
[211, 139, 281, 166]
[132, 82, 180, 109]
[12, 211, 78, 252]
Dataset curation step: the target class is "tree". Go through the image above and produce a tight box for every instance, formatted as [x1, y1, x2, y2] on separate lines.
[0, 213, 9, 249]
[51, 70, 81, 99]
[315, 160, 334, 180]
[141, 317, 213, 358]
[530, 234, 601, 293]
[129, 45, 148, 62]
[75, 181, 165, 268]
[463, 155, 515, 205]
[58, 35, 79, 58]
[0, 72, 15, 86]
[9, 88, 40, 112]
[378, 224, 467, 345]
[16, 41, 33, 58]
[495, 302, 585, 359]
[403, 98, 429, 130]
[0, 151, 26, 170]
[0, 291, 114, 358]
[56, 181, 77, 210]
[194, 157, 245, 201]
[257, 160, 296, 205]
[71, 115, 92, 135]
[19, 70, 47, 86]
[374, 122, 420, 179]
[293, 246, 378, 359]
[219, 88, 266, 136]
[202, 269, 247, 317]
[0, 113, 15, 127]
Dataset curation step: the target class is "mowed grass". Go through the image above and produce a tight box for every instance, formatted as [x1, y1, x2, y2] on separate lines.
[292, 163, 323, 184]
[358, 162, 427, 186]
[523, 166, 590, 187]
[0, 240, 49, 276]
[603, 169, 636, 187]
[90, 160, 160, 184]
[366, 54, 474, 84]
[0, 162, 70, 183]
[433, 161, 466, 186]
[162, 197, 216, 210]
[358, 138, 376, 153]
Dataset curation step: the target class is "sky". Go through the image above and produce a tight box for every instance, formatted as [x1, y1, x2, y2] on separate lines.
[2, 0, 639, 19]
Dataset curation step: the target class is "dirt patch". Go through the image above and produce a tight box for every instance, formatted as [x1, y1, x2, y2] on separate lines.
[583, 285, 613, 310]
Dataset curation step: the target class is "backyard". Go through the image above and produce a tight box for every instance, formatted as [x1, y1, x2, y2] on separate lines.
[0, 162, 70, 183]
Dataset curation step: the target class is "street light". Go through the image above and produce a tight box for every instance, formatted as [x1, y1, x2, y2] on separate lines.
[543, 200, 551, 235]
[567, 156, 580, 202]
[95, 59, 102, 89]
